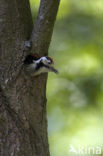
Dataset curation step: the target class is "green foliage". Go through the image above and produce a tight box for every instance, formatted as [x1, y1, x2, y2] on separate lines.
[30, 0, 103, 155]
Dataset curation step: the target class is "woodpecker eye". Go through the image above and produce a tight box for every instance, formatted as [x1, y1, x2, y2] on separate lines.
[48, 60, 52, 64]
[46, 56, 54, 64]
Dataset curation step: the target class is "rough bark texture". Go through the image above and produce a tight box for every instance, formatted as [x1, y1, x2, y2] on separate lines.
[0, 0, 60, 156]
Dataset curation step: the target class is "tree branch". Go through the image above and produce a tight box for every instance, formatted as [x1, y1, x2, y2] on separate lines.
[31, 0, 60, 55]
[0, 0, 60, 155]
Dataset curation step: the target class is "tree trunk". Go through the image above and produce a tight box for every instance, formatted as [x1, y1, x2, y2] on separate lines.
[0, 0, 60, 156]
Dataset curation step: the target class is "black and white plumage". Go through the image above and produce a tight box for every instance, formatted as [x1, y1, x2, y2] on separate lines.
[24, 53, 58, 76]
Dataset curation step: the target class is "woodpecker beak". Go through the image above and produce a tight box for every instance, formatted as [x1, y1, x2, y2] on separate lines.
[49, 66, 59, 74]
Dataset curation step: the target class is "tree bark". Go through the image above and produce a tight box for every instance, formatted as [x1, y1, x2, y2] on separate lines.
[0, 0, 60, 156]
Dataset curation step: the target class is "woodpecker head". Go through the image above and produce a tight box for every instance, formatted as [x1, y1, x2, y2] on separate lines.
[39, 56, 54, 65]
[24, 53, 58, 76]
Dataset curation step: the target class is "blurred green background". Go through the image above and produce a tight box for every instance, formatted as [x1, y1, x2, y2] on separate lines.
[30, 0, 103, 155]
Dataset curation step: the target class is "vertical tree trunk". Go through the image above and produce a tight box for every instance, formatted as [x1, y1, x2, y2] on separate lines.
[0, 0, 60, 156]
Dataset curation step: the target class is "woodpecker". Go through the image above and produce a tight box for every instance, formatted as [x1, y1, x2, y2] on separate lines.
[24, 53, 58, 76]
